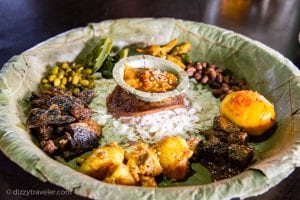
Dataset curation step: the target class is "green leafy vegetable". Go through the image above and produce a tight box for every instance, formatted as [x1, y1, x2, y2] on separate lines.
[99, 48, 129, 79]
[181, 53, 193, 64]
[99, 54, 118, 78]
[119, 48, 129, 59]
[91, 37, 113, 72]
[76, 37, 113, 73]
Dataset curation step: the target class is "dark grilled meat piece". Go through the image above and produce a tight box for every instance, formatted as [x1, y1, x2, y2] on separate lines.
[60, 150, 80, 160]
[46, 95, 85, 114]
[27, 88, 99, 160]
[55, 123, 101, 160]
[195, 140, 228, 164]
[40, 140, 58, 155]
[56, 132, 74, 150]
[211, 116, 249, 145]
[202, 129, 228, 143]
[227, 132, 248, 145]
[213, 116, 240, 134]
[80, 119, 101, 135]
[33, 126, 53, 141]
[30, 94, 51, 109]
[26, 105, 76, 128]
[204, 161, 241, 180]
[67, 120, 101, 150]
[194, 115, 254, 180]
[41, 87, 72, 97]
[77, 90, 94, 105]
[30, 88, 73, 109]
[71, 103, 92, 120]
[228, 144, 254, 168]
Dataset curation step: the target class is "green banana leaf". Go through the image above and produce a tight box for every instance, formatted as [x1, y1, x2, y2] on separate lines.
[0, 18, 299, 200]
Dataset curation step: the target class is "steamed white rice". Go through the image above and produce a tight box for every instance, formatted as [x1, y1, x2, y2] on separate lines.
[90, 79, 220, 145]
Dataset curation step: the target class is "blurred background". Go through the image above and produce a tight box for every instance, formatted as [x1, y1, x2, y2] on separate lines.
[1, 0, 299, 66]
[0, 0, 299, 200]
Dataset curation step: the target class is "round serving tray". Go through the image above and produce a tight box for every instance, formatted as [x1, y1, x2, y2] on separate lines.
[0, 18, 299, 200]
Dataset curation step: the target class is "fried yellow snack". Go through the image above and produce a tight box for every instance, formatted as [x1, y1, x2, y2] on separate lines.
[155, 136, 193, 181]
[160, 39, 178, 55]
[166, 55, 186, 69]
[140, 176, 157, 187]
[136, 39, 191, 69]
[136, 39, 178, 57]
[171, 41, 192, 55]
[78, 143, 124, 179]
[220, 90, 276, 136]
[125, 143, 163, 182]
[103, 163, 136, 185]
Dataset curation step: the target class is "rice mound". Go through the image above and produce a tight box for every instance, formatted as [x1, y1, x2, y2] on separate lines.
[90, 79, 220, 145]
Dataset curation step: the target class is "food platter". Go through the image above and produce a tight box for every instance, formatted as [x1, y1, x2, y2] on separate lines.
[0, 18, 299, 199]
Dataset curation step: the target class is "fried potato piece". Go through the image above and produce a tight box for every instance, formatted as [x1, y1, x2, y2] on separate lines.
[155, 136, 193, 181]
[103, 163, 136, 185]
[220, 90, 276, 136]
[125, 143, 163, 182]
[140, 176, 157, 187]
[78, 143, 124, 179]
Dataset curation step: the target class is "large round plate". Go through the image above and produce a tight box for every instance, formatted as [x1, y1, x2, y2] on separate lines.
[0, 18, 299, 200]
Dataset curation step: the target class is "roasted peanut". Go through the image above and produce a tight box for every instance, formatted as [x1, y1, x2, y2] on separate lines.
[209, 68, 217, 80]
[231, 86, 240, 91]
[241, 85, 248, 90]
[216, 74, 223, 83]
[201, 75, 209, 84]
[220, 84, 230, 93]
[220, 94, 227, 100]
[209, 64, 216, 69]
[211, 89, 222, 98]
[216, 68, 223, 74]
[184, 61, 247, 100]
[202, 62, 208, 69]
[186, 66, 197, 76]
[237, 79, 246, 87]
[195, 62, 203, 70]
[223, 75, 231, 83]
[194, 72, 202, 81]
[228, 78, 239, 86]
[209, 80, 221, 89]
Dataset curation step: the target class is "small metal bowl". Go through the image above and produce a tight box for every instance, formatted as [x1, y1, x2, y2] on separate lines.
[112, 55, 189, 102]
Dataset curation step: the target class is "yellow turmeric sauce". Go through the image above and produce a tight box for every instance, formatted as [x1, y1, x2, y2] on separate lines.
[124, 66, 178, 93]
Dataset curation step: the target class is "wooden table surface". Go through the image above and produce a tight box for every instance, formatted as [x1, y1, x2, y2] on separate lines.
[0, 0, 299, 199]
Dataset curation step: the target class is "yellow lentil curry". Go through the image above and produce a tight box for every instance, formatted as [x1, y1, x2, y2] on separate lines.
[124, 66, 178, 93]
